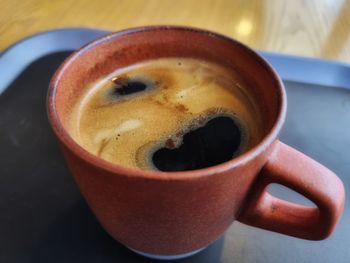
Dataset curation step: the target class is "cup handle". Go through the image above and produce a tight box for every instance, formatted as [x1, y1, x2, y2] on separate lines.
[238, 140, 345, 240]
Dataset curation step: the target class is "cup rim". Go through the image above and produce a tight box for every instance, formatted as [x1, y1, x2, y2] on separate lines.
[47, 25, 286, 180]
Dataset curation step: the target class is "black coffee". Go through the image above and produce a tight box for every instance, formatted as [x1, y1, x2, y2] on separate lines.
[152, 116, 242, 171]
[68, 58, 262, 171]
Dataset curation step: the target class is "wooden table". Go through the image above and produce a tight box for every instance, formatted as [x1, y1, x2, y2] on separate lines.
[1, 0, 350, 63]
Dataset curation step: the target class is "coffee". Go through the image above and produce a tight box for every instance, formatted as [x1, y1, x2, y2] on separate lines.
[68, 58, 263, 171]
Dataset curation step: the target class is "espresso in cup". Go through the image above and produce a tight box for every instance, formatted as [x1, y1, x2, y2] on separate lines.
[68, 58, 264, 171]
[48, 27, 344, 259]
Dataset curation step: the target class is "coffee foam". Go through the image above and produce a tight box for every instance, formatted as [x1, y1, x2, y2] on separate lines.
[68, 58, 263, 170]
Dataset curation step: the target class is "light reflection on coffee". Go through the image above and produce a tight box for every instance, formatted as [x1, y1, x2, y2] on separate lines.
[68, 58, 263, 171]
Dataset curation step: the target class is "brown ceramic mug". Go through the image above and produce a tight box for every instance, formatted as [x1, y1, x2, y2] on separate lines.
[47, 26, 345, 260]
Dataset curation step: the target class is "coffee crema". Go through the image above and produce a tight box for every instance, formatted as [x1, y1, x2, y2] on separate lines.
[68, 58, 263, 171]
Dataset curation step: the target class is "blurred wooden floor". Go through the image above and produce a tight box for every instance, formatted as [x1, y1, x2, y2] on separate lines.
[0, 0, 350, 63]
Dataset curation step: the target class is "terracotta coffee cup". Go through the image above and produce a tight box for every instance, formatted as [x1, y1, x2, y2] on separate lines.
[47, 26, 345, 260]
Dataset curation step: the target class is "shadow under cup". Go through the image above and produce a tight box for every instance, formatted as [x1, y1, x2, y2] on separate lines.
[48, 26, 341, 259]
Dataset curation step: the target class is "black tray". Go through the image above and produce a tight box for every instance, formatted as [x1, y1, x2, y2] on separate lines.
[0, 28, 349, 263]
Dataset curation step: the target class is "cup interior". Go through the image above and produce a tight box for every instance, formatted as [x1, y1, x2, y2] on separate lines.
[48, 26, 285, 174]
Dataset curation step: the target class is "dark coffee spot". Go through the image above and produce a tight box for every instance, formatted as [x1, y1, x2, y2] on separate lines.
[115, 81, 146, 95]
[111, 76, 151, 96]
[152, 116, 243, 171]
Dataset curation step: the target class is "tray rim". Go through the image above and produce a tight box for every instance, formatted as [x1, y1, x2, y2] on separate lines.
[1, 27, 350, 96]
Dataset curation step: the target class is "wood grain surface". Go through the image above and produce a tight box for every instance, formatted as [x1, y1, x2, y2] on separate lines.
[0, 0, 350, 63]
